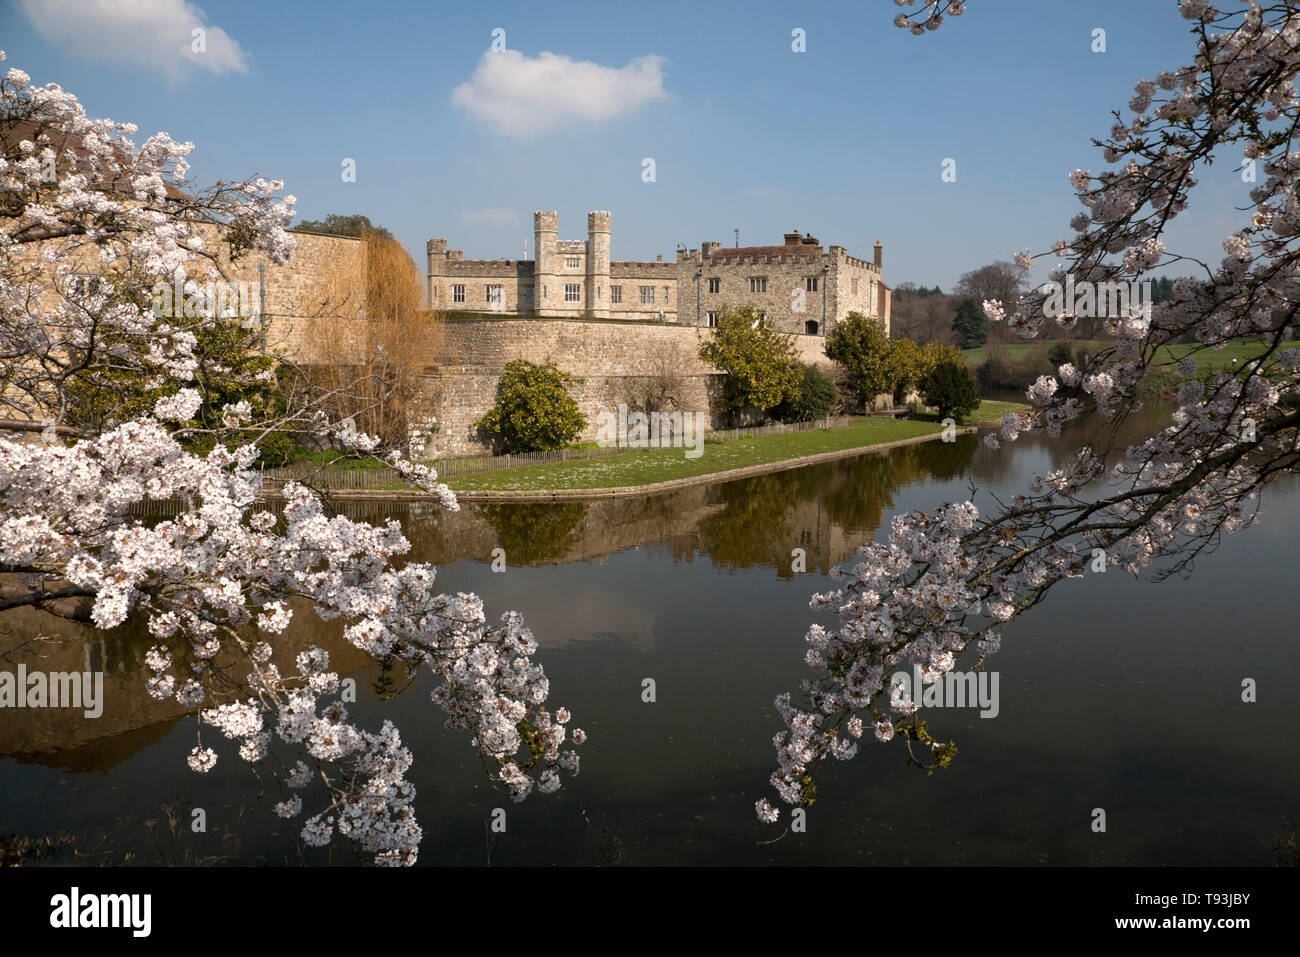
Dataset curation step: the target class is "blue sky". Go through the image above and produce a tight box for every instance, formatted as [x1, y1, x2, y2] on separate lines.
[3, 0, 1254, 290]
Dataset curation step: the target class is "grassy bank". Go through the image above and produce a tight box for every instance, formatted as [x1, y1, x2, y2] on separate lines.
[443, 417, 949, 492]
[968, 399, 1030, 424]
[909, 399, 1029, 426]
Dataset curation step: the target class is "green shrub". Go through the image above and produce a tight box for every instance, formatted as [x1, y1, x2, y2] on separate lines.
[1047, 340, 1074, 368]
[770, 363, 838, 423]
[476, 359, 587, 453]
[923, 356, 980, 421]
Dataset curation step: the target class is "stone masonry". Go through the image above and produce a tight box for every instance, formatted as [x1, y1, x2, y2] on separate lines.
[426, 211, 889, 337]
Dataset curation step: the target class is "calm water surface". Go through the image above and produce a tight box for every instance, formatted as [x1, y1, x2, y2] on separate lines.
[2, 403, 1298, 865]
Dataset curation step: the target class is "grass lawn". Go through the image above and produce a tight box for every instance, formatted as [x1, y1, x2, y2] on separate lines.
[910, 399, 1029, 426]
[969, 399, 1030, 423]
[444, 417, 948, 492]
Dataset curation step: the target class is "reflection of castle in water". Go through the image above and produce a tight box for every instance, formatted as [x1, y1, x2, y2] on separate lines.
[0, 603, 375, 773]
[366, 434, 980, 576]
[2, 435, 979, 769]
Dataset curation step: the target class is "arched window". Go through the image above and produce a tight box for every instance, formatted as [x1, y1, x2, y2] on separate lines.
[805, 320, 819, 335]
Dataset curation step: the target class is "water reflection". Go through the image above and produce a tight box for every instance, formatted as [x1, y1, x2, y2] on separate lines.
[4, 405, 1298, 866]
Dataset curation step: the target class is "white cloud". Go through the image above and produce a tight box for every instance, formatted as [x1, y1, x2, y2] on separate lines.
[16, 0, 249, 82]
[452, 49, 667, 138]
[461, 208, 517, 225]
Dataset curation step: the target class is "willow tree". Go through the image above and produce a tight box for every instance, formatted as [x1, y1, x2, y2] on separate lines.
[310, 229, 441, 452]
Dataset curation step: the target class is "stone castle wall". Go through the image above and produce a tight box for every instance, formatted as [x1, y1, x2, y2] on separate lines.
[267, 315, 844, 457]
[423, 318, 717, 457]
[223, 228, 366, 321]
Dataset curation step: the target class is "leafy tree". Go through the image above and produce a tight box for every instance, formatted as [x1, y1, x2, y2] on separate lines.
[892, 339, 969, 404]
[1047, 340, 1075, 367]
[825, 311, 894, 403]
[894, 282, 945, 297]
[770, 362, 838, 423]
[292, 213, 393, 240]
[921, 355, 980, 421]
[951, 296, 988, 349]
[477, 502, 588, 565]
[954, 261, 1026, 308]
[698, 305, 800, 424]
[476, 359, 586, 453]
[66, 312, 296, 466]
[891, 287, 959, 344]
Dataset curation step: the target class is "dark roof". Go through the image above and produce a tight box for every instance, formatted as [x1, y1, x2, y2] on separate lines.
[707, 244, 823, 261]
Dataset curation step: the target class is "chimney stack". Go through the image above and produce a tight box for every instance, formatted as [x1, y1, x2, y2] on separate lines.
[874, 241, 883, 268]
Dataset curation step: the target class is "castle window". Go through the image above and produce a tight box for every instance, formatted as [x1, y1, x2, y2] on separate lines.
[707, 277, 720, 293]
[486, 284, 504, 307]
[452, 284, 465, 303]
[565, 257, 580, 269]
[852, 279, 859, 295]
[706, 311, 718, 327]
[663, 286, 669, 303]
[806, 276, 819, 292]
[749, 277, 767, 293]
[564, 283, 581, 303]
[639, 286, 654, 305]
[805, 320, 819, 335]
[611, 285, 622, 304]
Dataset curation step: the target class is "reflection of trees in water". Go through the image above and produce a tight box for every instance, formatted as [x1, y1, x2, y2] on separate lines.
[819, 455, 897, 538]
[963, 405, 1172, 486]
[697, 472, 802, 573]
[477, 502, 589, 565]
[823, 440, 979, 534]
[922, 434, 981, 482]
[687, 438, 983, 575]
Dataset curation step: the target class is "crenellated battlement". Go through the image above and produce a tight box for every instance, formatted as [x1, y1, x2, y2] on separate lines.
[443, 259, 535, 277]
[427, 210, 887, 332]
[611, 261, 677, 276]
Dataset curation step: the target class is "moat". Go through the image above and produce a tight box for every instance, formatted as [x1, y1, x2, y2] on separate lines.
[2, 402, 1297, 865]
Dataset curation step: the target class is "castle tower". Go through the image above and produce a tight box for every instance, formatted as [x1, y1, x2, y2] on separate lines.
[586, 210, 611, 319]
[426, 238, 447, 309]
[533, 210, 558, 316]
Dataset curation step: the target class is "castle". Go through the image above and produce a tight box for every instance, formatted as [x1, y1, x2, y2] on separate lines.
[427, 211, 890, 336]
